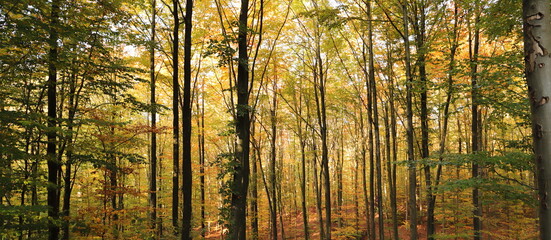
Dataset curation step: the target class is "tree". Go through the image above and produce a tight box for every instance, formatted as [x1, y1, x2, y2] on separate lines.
[47, 1, 60, 239]
[523, 0, 551, 238]
[365, 1, 384, 238]
[228, 0, 251, 237]
[171, 0, 181, 234]
[403, 2, 418, 239]
[149, 0, 158, 236]
[469, 1, 482, 238]
[181, 0, 194, 237]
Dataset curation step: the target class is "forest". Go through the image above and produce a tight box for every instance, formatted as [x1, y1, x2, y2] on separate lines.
[1, 0, 551, 239]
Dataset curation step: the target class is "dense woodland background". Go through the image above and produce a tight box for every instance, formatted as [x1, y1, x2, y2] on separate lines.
[0, 0, 539, 239]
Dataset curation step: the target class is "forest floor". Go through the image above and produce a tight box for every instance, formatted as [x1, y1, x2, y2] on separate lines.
[202, 207, 436, 239]
[201, 205, 536, 239]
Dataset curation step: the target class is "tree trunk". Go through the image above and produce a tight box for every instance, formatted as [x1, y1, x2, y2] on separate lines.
[149, 0, 158, 235]
[250, 135, 259, 239]
[403, 2, 418, 239]
[171, 0, 180, 234]
[411, 1, 434, 238]
[524, 0, 551, 231]
[384, 39, 399, 240]
[523, 0, 551, 236]
[270, 80, 278, 240]
[363, 36, 376, 240]
[228, 0, 251, 237]
[47, 1, 60, 239]
[199, 81, 206, 238]
[312, 140, 325, 240]
[367, 1, 384, 238]
[469, 2, 481, 238]
[181, 0, 194, 237]
[359, 107, 370, 239]
[297, 85, 309, 240]
[62, 66, 82, 240]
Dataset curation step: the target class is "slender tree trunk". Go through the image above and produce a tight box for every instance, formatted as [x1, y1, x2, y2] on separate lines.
[367, 1, 384, 238]
[62, 69, 80, 240]
[171, 0, 180, 234]
[336, 126, 344, 228]
[362, 37, 376, 240]
[359, 107, 370, 239]
[523, 2, 551, 238]
[270, 80, 278, 240]
[410, 1, 435, 239]
[149, 0, 158, 235]
[250, 136, 259, 240]
[181, 0, 194, 237]
[47, 1, 60, 239]
[294, 83, 309, 240]
[319, 48, 331, 240]
[199, 82, 206, 238]
[469, 2, 481, 238]
[403, 2, 418, 239]
[299, 132, 309, 240]
[312, 140, 325, 240]
[228, 0, 250, 237]
[385, 40, 399, 240]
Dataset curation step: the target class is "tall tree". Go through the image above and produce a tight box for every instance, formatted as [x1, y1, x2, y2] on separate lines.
[198, 80, 206, 238]
[410, 1, 432, 238]
[366, 1, 384, 238]
[228, 0, 251, 237]
[522, 0, 551, 238]
[469, 1, 482, 238]
[269, 78, 279, 240]
[403, 1, 418, 239]
[47, 0, 60, 239]
[181, 0, 194, 237]
[149, 0, 158, 235]
[171, 0, 181, 234]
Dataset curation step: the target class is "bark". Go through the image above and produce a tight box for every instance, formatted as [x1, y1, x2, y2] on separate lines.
[300, 133, 309, 240]
[410, 1, 434, 238]
[171, 0, 180, 234]
[403, 2, 418, 239]
[228, 0, 250, 237]
[312, 141, 325, 240]
[181, 0, 194, 237]
[525, 0, 551, 225]
[199, 83, 206, 238]
[270, 81, 278, 240]
[149, 0, 158, 235]
[367, 1, 384, 238]
[385, 39, 399, 240]
[469, 2, 481, 238]
[363, 33, 375, 240]
[62, 66, 82, 240]
[319, 46, 331, 240]
[47, 1, 60, 239]
[297, 86, 309, 240]
[336, 127, 343, 228]
[359, 107, 370, 239]
[250, 137, 259, 239]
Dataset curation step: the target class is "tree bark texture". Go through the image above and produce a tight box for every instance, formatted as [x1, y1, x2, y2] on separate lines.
[181, 0, 194, 237]
[149, 0, 158, 235]
[403, 2, 418, 239]
[47, 1, 60, 239]
[171, 0, 180, 234]
[228, 0, 250, 237]
[523, 0, 551, 239]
